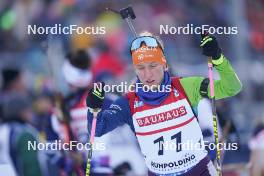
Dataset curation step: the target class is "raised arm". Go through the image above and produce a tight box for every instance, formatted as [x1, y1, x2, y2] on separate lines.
[208, 55, 242, 99]
[179, 34, 242, 108]
[180, 56, 242, 107]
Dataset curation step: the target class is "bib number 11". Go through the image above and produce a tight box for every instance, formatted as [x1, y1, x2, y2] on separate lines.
[153, 131, 182, 155]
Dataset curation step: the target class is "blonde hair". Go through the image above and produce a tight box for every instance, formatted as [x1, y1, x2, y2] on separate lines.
[139, 31, 164, 51]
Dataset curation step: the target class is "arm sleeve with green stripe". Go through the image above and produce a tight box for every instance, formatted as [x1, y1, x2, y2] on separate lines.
[179, 57, 242, 107]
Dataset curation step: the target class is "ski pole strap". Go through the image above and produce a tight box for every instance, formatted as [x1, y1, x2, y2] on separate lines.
[200, 78, 209, 98]
[212, 54, 224, 66]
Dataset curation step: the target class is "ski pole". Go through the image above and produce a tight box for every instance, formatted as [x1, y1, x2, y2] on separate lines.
[106, 6, 138, 37]
[85, 108, 100, 176]
[208, 56, 222, 176]
[201, 32, 222, 175]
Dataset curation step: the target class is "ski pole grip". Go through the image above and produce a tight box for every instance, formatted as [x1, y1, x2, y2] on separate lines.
[120, 6, 136, 19]
[88, 108, 101, 117]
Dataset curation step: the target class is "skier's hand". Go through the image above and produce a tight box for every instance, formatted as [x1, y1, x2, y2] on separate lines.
[200, 35, 222, 60]
[86, 82, 105, 110]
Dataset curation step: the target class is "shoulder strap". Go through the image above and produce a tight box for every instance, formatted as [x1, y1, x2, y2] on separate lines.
[171, 77, 193, 106]
[171, 77, 198, 118]
[125, 92, 136, 115]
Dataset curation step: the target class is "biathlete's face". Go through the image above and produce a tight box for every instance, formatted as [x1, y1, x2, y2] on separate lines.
[131, 36, 167, 87]
[134, 61, 165, 86]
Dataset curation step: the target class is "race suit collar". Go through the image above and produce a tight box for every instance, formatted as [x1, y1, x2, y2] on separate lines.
[136, 71, 171, 106]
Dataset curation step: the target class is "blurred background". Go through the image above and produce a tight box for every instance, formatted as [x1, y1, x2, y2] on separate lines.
[0, 0, 263, 176]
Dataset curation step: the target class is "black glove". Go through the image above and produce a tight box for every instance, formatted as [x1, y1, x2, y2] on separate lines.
[200, 35, 222, 60]
[86, 82, 105, 109]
